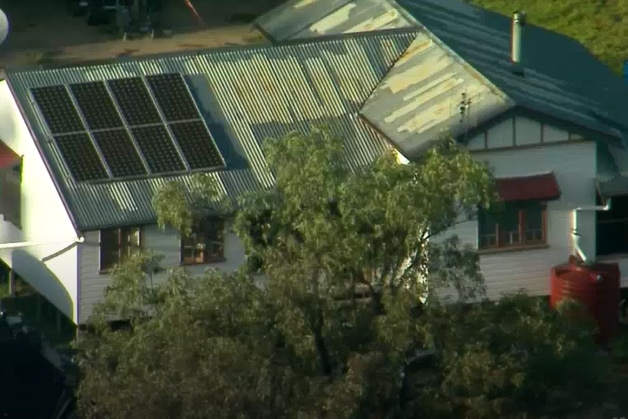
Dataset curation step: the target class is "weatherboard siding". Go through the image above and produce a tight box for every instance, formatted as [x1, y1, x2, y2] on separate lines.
[77, 223, 245, 324]
[466, 117, 576, 151]
[438, 130, 596, 299]
[0, 81, 80, 322]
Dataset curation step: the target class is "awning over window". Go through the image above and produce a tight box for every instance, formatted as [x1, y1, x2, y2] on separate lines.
[495, 172, 561, 202]
[0, 142, 19, 169]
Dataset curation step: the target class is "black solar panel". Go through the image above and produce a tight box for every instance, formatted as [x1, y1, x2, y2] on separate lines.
[169, 121, 224, 170]
[31, 86, 85, 134]
[69, 81, 123, 130]
[53, 133, 108, 181]
[146, 73, 200, 122]
[131, 125, 186, 174]
[107, 77, 162, 126]
[92, 130, 147, 178]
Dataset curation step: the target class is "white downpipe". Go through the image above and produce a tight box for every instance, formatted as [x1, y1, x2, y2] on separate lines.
[0, 236, 85, 250]
[572, 200, 611, 264]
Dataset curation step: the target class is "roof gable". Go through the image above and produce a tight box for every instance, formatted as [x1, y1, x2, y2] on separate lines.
[6, 30, 418, 230]
[360, 32, 512, 157]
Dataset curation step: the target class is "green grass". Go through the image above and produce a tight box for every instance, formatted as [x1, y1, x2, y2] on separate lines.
[470, 0, 628, 74]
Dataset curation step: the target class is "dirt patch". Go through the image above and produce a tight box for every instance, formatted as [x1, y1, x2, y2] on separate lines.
[0, 0, 278, 67]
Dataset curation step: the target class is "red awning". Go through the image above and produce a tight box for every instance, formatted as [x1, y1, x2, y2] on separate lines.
[495, 172, 561, 202]
[0, 142, 19, 169]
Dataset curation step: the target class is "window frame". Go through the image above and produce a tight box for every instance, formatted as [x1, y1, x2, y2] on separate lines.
[99, 226, 143, 273]
[180, 218, 226, 265]
[477, 201, 547, 252]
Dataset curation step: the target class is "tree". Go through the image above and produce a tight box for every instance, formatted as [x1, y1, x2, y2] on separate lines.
[76, 127, 607, 419]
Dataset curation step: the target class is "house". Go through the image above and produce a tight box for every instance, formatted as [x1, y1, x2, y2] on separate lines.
[254, 0, 628, 301]
[1, 0, 627, 327]
[0, 30, 415, 325]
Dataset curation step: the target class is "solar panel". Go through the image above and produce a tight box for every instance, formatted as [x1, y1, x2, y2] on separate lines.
[169, 121, 224, 170]
[92, 130, 147, 178]
[107, 77, 162, 126]
[31, 86, 85, 134]
[146, 73, 200, 122]
[131, 125, 186, 174]
[53, 133, 108, 181]
[69, 81, 123, 130]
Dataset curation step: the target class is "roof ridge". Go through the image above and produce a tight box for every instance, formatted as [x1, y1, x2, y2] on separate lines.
[4, 28, 421, 75]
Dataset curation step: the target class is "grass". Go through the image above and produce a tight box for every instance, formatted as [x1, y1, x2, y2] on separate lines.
[470, 0, 628, 74]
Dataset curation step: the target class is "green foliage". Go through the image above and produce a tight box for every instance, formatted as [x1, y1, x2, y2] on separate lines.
[417, 294, 607, 418]
[471, 0, 628, 73]
[77, 127, 607, 419]
[152, 173, 224, 235]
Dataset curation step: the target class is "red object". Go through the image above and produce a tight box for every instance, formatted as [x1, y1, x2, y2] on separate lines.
[495, 172, 561, 202]
[0, 142, 19, 169]
[550, 260, 620, 347]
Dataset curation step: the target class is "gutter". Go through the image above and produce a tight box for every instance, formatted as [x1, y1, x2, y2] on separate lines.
[0, 236, 85, 250]
[572, 200, 611, 264]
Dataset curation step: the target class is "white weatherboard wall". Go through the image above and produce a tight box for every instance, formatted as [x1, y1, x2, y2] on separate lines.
[77, 223, 246, 323]
[0, 81, 79, 321]
[442, 116, 597, 299]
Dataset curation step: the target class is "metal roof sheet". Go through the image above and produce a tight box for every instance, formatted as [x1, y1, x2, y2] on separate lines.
[6, 30, 418, 230]
[398, 0, 628, 143]
[257, 0, 628, 146]
[255, 0, 413, 41]
[255, 0, 352, 41]
[360, 32, 512, 157]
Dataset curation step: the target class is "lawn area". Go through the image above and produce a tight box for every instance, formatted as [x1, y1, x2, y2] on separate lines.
[471, 0, 628, 74]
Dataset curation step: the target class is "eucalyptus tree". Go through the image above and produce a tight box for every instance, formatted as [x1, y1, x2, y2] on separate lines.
[76, 128, 606, 419]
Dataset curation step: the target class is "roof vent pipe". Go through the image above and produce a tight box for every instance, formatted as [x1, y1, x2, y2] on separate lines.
[511, 11, 526, 75]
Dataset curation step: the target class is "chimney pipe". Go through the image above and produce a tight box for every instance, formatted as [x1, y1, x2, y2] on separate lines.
[511, 11, 526, 74]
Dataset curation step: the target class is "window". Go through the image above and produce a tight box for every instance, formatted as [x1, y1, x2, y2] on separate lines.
[99, 226, 142, 272]
[478, 201, 546, 250]
[596, 194, 628, 256]
[181, 219, 225, 265]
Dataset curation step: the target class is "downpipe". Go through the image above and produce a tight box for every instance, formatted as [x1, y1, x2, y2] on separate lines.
[572, 199, 611, 264]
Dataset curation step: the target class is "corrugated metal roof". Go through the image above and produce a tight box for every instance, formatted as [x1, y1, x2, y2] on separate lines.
[255, 0, 351, 41]
[398, 0, 628, 143]
[360, 32, 512, 157]
[596, 143, 619, 184]
[255, 0, 412, 41]
[596, 143, 628, 197]
[257, 0, 628, 147]
[6, 30, 418, 230]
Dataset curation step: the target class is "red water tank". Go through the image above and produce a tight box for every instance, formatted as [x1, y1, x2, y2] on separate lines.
[550, 260, 620, 347]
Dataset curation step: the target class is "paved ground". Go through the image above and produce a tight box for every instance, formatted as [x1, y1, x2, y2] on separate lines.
[0, 0, 279, 67]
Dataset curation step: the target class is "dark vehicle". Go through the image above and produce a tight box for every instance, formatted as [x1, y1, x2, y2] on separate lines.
[0, 311, 77, 418]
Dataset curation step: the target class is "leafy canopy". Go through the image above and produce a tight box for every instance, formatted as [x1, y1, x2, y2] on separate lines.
[76, 128, 607, 419]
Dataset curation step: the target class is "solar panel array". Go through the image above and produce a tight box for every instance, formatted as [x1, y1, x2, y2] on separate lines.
[30, 74, 225, 182]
